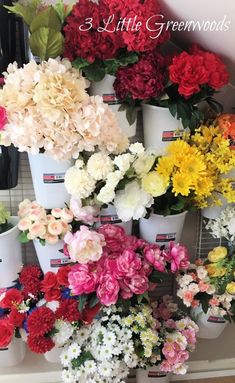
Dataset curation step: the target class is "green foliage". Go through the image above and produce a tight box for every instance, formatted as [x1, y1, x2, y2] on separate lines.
[71, 350, 94, 368]
[5, 0, 40, 26]
[18, 231, 29, 244]
[78, 294, 87, 313]
[29, 27, 64, 60]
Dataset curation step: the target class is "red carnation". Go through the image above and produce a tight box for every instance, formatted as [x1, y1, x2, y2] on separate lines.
[0, 319, 14, 347]
[0, 289, 23, 309]
[55, 299, 81, 322]
[19, 265, 42, 297]
[57, 266, 71, 287]
[8, 309, 25, 328]
[41, 272, 61, 302]
[82, 303, 101, 324]
[27, 335, 55, 354]
[27, 307, 55, 337]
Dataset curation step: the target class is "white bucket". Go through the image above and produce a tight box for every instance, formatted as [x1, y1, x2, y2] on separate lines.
[139, 212, 187, 246]
[89, 74, 136, 138]
[44, 347, 61, 363]
[33, 239, 70, 274]
[0, 217, 22, 288]
[142, 104, 184, 153]
[96, 204, 133, 235]
[28, 153, 72, 209]
[0, 338, 26, 367]
[191, 306, 228, 339]
[136, 367, 170, 383]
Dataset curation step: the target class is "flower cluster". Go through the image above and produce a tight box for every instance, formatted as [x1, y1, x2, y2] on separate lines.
[169, 44, 229, 98]
[18, 199, 74, 245]
[0, 58, 128, 160]
[177, 246, 235, 318]
[205, 206, 235, 246]
[0, 202, 11, 234]
[217, 114, 235, 146]
[65, 224, 190, 306]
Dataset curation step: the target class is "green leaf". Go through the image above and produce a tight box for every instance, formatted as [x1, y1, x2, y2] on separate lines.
[118, 103, 128, 112]
[83, 61, 106, 82]
[30, 6, 62, 33]
[53, 1, 73, 23]
[137, 292, 150, 304]
[88, 295, 99, 309]
[168, 102, 177, 117]
[126, 106, 137, 125]
[39, 238, 46, 246]
[78, 294, 87, 313]
[104, 52, 138, 76]
[72, 57, 90, 70]
[171, 198, 185, 212]
[18, 231, 29, 244]
[4, 1, 39, 26]
[29, 27, 64, 60]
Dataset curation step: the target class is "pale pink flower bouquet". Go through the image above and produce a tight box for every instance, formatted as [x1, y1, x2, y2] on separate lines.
[0, 58, 128, 160]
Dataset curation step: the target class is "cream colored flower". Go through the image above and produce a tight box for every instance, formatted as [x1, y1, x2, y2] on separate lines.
[113, 153, 134, 172]
[65, 166, 96, 198]
[142, 171, 168, 197]
[87, 152, 113, 180]
[133, 153, 155, 177]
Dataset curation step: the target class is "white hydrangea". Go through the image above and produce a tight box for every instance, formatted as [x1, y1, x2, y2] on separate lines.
[65, 166, 96, 198]
[87, 152, 113, 180]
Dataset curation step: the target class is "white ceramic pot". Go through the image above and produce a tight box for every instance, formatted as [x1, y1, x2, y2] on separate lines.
[0, 338, 26, 367]
[136, 367, 170, 383]
[142, 104, 184, 153]
[96, 204, 133, 235]
[191, 306, 228, 339]
[89, 74, 137, 138]
[33, 239, 70, 274]
[44, 347, 61, 363]
[139, 212, 187, 246]
[28, 153, 72, 209]
[0, 217, 22, 288]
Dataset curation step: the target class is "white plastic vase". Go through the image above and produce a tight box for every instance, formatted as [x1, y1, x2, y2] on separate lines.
[28, 153, 72, 209]
[136, 367, 170, 383]
[89, 74, 137, 138]
[0, 217, 22, 289]
[44, 346, 61, 363]
[201, 193, 229, 220]
[139, 212, 187, 246]
[96, 204, 133, 235]
[0, 338, 26, 367]
[142, 104, 184, 153]
[33, 239, 70, 274]
[191, 306, 228, 339]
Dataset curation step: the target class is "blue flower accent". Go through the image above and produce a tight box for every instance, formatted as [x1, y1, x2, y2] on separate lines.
[61, 288, 78, 300]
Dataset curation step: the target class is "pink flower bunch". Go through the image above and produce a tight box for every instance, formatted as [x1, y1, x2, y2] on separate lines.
[18, 199, 74, 245]
[67, 225, 190, 306]
[152, 296, 198, 375]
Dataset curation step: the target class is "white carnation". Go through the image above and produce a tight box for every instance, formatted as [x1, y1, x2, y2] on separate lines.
[129, 142, 145, 155]
[53, 320, 74, 346]
[113, 153, 134, 172]
[114, 181, 153, 222]
[65, 167, 96, 198]
[87, 152, 113, 180]
[133, 153, 155, 177]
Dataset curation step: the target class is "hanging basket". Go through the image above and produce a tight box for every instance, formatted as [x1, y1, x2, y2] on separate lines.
[139, 212, 187, 246]
[191, 306, 228, 339]
[0, 216, 22, 289]
[28, 153, 72, 209]
[136, 367, 170, 383]
[142, 104, 184, 153]
[0, 145, 19, 190]
[33, 239, 70, 274]
[0, 338, 26, 367]
[89, 74, 137, 138]
[96, 204, 133, 235]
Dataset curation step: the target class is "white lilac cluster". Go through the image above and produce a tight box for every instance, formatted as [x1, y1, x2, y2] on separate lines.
[205, 206, 235, 244]
[0, 58, 128, 160]
[64, 143, 167, 222]
[60, 307, 138, 383]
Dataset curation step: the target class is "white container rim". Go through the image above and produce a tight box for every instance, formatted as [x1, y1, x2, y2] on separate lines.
[0, 216, 19, 238]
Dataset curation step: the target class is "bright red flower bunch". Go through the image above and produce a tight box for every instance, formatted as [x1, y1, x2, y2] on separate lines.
[169, 44, 229, 98]
[114, 50, 168, 101]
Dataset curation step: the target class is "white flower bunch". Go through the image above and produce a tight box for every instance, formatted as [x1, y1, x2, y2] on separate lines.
[64, 143, 167, 222]
[205, 206, 235, 244]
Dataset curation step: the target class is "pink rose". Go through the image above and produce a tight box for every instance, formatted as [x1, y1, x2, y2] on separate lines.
[64, 226, 105, 264]
[116, 250, 142, 278]
[0, 106, 7, 131]
[128, 273, 149, 295]
[97, 224, 126, 252]
[97, 273, 120, 306]
[144, 245, 166, 272]
[163, 242, 190, 273]
[68, 264, 98, 295]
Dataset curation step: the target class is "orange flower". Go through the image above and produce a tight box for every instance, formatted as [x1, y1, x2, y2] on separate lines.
[217, 114, 235, 141]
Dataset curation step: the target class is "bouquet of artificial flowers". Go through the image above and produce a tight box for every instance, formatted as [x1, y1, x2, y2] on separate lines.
[205, 206, 235, 247]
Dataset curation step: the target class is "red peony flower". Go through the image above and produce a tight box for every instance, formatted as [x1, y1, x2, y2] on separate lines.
[0, 106, 7, 131]
[41, 272, 61, 302]
[57, 266, 71, 287]
[114, 51, 167, 101]
[55, 299, 81, 322]
[8, 309, 25, 328]
[27, 307, 55, 337]
[0, 319, 14, 347]
[0, 289, 24, 309]
[27, 335, 55, 354]
[19, 265, 42, 297]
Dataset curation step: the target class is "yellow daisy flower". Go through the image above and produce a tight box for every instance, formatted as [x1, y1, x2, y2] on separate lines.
[172, 172, 192, 196]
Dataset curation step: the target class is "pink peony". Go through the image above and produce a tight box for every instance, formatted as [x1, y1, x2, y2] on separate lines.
[64, 226, 105, 264]
[0, 106, 7, 131]
[127, 272, 149, 295]
[97, 273, 120, 306]
[116, 250, 142, 278]
[163, 242, 190, 273]
[144, 245, 166, 272]
[68, 264, 98, 295]
[97, 224, 126, 253]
